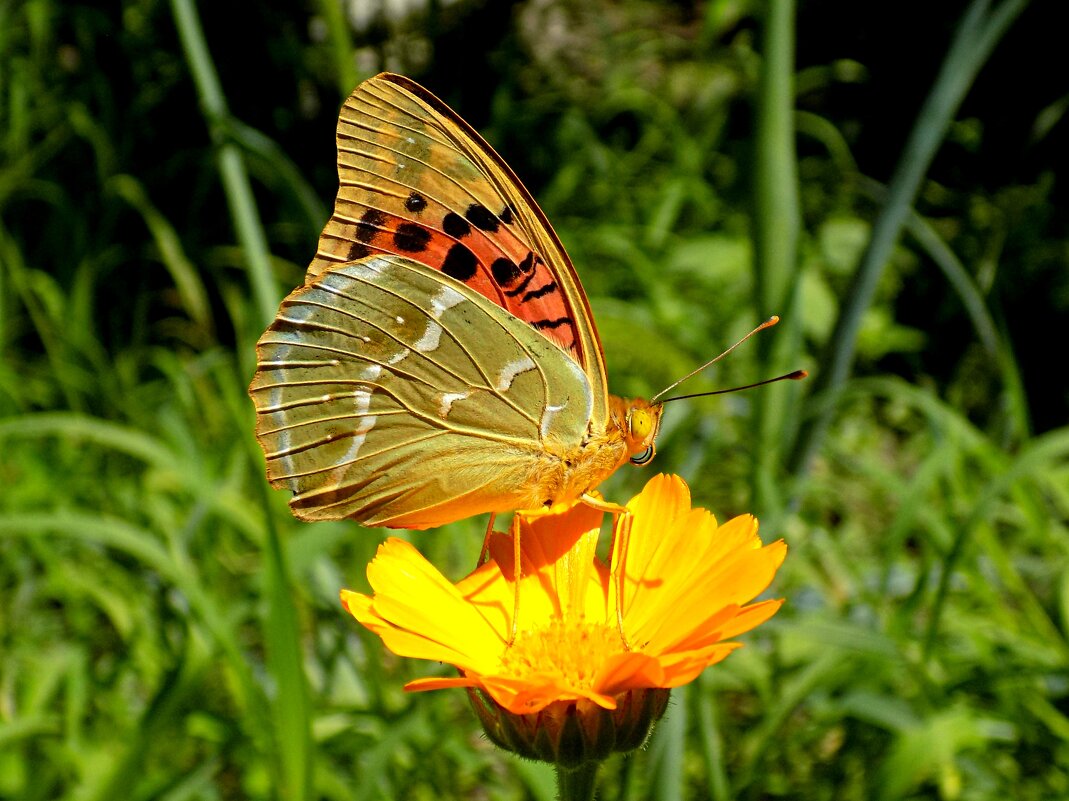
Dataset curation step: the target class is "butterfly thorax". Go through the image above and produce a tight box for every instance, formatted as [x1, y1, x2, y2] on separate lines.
[524, 395, 663, 510]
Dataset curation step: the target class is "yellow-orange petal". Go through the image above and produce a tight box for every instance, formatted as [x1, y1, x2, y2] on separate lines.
[688, 598, 785, 648]
[591, 651, 667, 697]
[506, 677, 617, 713]
[622, 503, 786, 655]
[404, 675, 480, 693]
[342, 589, 483, 669]
[656, 642, 744, 687]
[341, 539, 504, 669]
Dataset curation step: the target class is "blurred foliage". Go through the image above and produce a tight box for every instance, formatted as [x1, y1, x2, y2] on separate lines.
[2, 0, 1068, 799]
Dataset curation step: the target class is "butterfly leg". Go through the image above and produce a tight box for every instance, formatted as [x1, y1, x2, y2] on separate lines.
[581, 492, 637, 650]
[479, 513, 497, 565]
[609, 509, 635, 651]
[509, 515, 522, 646]
[579, 492, 628, 516]
[580, 494, 637, 649]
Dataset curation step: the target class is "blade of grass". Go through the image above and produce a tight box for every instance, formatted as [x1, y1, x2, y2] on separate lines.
[752, 0, 803, 513]
[788, 0, 1031, 478]
[753, 0, 800, 320]
[924, 426, 1069, 660]
[169, 0, 279, 329]
[167, 5, 311, 796]
[230, 118, 328, 236]
[86, 629, 212, 801]
[312, 0, 359, 98]
[696, 673, 731, 801]
[108, 174, 214, 338]
[0, 512, 270, 730]
[258, 475, 314, 801]
[0, 222, 82, 411]
[647, 684, 687, 801]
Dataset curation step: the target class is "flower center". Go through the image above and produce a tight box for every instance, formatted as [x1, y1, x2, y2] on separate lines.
[500, 618, 620, 688]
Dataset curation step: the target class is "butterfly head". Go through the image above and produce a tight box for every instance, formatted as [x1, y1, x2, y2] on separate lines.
[620, 397, 663, 467]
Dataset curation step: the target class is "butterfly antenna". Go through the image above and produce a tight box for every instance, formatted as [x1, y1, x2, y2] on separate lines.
[650, 316, 783, 402]
[659, 370, 808, 403]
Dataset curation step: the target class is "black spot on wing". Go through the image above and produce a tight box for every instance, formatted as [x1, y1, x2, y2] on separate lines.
[499, 204, 515, 225]
[518, 252, 536, 273]
[465, 203, 499, 233]
[532, 317, 573, 330]
[522, 281, 558, 303]
[405, 192, 428, 213]
[394, 222, 431, 253]
[441, 242, 478, 281]
[356, 209, 385, 243]
[443, 212, 471, 239]
[347, 242, 371, 260]
[504, 270, 537, 298]
[491, 258, 520, 285]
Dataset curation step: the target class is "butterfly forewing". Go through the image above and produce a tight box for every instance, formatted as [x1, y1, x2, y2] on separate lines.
[306, 74, 609, 430]
[250, 255, 594, 529]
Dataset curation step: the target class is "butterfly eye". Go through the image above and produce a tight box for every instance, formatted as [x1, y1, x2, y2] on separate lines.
[630, 445, 655, 466]
[629, 409, 654, 440]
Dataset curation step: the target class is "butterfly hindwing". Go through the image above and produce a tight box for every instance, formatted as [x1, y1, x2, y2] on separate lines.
[250, 254, 594, 529]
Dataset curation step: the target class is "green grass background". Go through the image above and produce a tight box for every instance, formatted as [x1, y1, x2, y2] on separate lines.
[2, 0, 1068, 799]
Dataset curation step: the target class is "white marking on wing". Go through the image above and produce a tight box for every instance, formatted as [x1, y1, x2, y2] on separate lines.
[387, 349, 408, 365]
[540, 401, 567, 439]
[496, 356, 537, 392]
[347, 260, 386, 279]
[415, 320, 442, 352]
[395, 315, 404, 324]
[339, 390, 376, 463]
[438, 391, 469, 418]
[429, 284, 465, 319]
[362, 364, 382, 381]
[268, 382, 295, 483]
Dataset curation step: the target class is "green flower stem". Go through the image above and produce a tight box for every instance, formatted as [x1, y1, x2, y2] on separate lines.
[556, 762, 600, 801]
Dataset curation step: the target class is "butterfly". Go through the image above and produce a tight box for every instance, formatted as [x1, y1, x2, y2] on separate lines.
[249, 73, 663, 530]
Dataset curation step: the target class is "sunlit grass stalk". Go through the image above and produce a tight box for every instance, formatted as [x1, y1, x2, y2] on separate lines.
[258, 478, 314, 801]
[923, 427, 1069, 661]
[313, 0, 360, 97]
[855, 175, 1031, 440]
[647, 685, 687, 801]
[169, 2, 312, 798]
[695, 675, 731, 801]
[752, 0, 800, 320]
[787, 0, 1031, 479]
[751, 0, 802, 514]
[0, 222, 82, 412]
[169, 0, 279, 330]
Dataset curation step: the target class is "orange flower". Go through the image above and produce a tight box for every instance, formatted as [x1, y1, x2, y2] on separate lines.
[342, 474, 785, 726]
